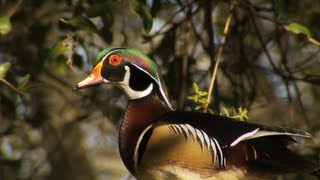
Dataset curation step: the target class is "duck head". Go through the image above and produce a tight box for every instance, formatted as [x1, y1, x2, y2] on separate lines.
[74, 47, 172, 109]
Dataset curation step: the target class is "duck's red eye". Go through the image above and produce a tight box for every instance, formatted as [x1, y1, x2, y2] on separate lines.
[109, 55, 122, 65]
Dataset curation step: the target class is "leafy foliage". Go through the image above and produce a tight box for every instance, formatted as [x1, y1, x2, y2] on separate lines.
[0, 16, 11, 35]
[0, 62, 11, 78]
[187, 82, 211, 112]
[286, 23, 312, 37]
[188, 82, 249, 121]
[220, 107, 248, 121]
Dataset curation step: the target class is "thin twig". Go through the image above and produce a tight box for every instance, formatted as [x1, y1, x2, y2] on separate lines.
[242, 1, 320, 47]
[147, 1, 196, 38]
[178, 2, 192, 110]
[292, 81, 312, 128]
[0, 78, 24, 95]
[204, 2, 236, 112]
[6, 0, 24, 18]
[66, 34, 77, 70]
[249, 11, 283, 76]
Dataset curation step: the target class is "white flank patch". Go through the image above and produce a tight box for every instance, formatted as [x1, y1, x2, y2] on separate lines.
[119, 66, 154, 100]
[230, 128, 259, 147]
[249, 130, 311, 139]
[230, 128, 311, 147]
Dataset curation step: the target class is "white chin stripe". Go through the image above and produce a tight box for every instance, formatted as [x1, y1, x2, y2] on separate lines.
[119, 66, 154, 100]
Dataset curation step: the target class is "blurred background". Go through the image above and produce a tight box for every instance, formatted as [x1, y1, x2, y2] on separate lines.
[0, 0, 320, 179]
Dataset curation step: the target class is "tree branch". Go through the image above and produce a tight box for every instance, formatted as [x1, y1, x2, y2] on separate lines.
[204, 1, 236, 112]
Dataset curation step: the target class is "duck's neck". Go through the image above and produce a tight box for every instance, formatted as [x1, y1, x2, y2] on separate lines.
[118, 91, 170, 175]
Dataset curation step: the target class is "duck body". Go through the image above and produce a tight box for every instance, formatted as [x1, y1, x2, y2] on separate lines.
[75, 47, 319, 179]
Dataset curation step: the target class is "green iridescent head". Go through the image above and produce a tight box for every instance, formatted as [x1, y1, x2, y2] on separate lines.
[75, 47, 172, 109]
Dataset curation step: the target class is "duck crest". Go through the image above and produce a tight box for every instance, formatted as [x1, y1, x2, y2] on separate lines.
[118, 90, 170, 175]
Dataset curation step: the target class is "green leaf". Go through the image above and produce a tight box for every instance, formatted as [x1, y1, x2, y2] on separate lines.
[199, 98, 208, 104]
[287, 23, 312, 37]
[0, 16, 12, 35]
[192, 82, 199, 92]
[198, 91, 208, 96]
[61, 16, 100, 35]
[0, 62, 11, 78]
[207, 108, 214, 114]
[187, 96, 194, 100]
[134, 0, 153, 33]
[193, 95, 199, 102]
[195, 105, 202, 110]
[221, 107, 230, 117]
[18, 74, 30, 90]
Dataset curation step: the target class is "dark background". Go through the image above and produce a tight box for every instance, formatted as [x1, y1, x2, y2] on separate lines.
[0, 0, 320, 179]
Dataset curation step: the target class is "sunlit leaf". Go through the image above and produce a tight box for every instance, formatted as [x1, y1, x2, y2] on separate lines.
[199, 91, 208, 96]
[194, 95, 199, 102]
[207, 108, 214, 114]
[0, 16, 12, 35]
[199, 98, 208, 104]
[221, 107, 229, 117]
[134, 0, 153, 33]
[286, 23, 312, 37]
[18, 74, 30, 90]
[187, 96, 194, 100]
[0, 62, 11, 78]
[192, 82, 199, 92]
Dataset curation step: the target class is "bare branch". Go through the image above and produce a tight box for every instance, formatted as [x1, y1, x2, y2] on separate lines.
[204, 1, 236, 112]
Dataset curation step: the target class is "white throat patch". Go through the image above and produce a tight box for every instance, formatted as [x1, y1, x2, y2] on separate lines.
[118, 66, 153, 100]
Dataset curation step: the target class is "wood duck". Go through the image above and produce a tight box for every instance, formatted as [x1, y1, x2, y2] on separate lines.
[74, 47, 319, 179]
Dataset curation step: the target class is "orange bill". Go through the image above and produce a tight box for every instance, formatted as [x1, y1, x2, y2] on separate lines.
[74, 61, 105, 90]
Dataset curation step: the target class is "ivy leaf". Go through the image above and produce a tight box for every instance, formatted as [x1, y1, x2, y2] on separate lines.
[18, 74, 30, 90]
[61, 16, 100, 35]
[134, 0, 153, 33]
[286, 23, 312, 37]
[0, 16, 12, 35]
[0, 62, 11, 78]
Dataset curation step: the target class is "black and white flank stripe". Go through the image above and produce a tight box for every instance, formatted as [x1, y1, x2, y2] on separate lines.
[168, 124, 226, 169]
